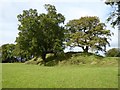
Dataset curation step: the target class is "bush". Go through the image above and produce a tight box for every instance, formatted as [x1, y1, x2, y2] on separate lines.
[105, 48, 120, 57]
[45, 60, 58, 66]
[58, 53, 103, 65]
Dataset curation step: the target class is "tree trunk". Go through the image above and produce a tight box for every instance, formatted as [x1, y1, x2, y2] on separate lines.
[41, 52, 47, 62]
[84, 46, 88, 53]
[21, 57, 23, 62]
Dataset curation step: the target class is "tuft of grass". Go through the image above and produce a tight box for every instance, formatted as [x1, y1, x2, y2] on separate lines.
[2, 63, 118, 88]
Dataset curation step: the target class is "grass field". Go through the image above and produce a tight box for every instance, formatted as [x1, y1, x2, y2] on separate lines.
[2, 63, 118, 88]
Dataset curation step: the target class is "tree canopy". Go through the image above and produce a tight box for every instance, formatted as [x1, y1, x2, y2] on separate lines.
[65, 16, 112, 53]
[1, 4, 114, 64]
[0, 44, 16, 62]
[16, 4, 65, 62]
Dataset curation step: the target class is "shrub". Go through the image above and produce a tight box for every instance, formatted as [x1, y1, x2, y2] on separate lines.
[105, 48, 120, 57]
[45, 60, 58, 66]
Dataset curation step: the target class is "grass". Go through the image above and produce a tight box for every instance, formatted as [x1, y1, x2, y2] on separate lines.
[2, 63, 118, 88]
[24, 52, 118, 66]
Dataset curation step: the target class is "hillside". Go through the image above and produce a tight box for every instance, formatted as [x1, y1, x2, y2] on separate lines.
[25, 52, 118, 66]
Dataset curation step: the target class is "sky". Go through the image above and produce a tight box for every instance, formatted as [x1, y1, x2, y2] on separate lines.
[0, 0, 118, 55]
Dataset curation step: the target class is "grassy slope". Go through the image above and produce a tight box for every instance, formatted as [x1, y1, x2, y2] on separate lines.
[25, 52, 118, 67]
[2, 63, 118, 88]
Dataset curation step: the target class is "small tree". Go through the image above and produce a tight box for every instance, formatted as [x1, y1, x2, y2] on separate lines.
[1, 44, 16, 62]
[105, 48, 120, 57]
[66, 16, 112, 53]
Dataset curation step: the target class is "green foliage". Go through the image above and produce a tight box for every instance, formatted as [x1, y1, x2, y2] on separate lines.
[16, 4, 65, 61]
[105, 48, 120, 57]
[45, 60, 58, 66]
[66, 16, 112, 53]
[13, 44, 32, 61]
[0, 44, 16, 62]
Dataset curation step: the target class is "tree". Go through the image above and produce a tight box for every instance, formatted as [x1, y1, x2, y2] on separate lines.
[65, 16, 112, 53]
[16, 4, 65, 62]
[105, 0, 120, 27]
[0, 44, 16, 63]
[13, 44, 32, 62]
[16, 8, 38, 57]
[105, 48, 120, 57]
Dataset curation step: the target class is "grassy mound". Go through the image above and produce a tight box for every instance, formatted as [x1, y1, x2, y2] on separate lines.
[24, 52, 118, 66]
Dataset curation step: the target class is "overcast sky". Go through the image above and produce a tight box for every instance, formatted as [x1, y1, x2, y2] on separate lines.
[0, 0, 118, 54]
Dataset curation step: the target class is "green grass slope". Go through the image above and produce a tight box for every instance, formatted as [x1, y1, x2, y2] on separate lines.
[2, 53, 118, 88]
[25, 52, 118, 66]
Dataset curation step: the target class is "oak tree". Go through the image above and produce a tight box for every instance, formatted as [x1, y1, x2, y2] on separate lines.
[66, 16, 112, 53]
